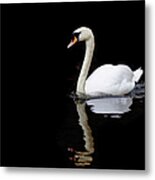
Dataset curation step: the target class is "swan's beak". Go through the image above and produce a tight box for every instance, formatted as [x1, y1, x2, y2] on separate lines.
[67, 36, 78, 49]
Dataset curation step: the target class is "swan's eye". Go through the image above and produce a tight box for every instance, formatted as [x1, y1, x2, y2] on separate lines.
[71, 34, 76, 42]
[72, 32, 81, 41]
[67, 32, 81, 49]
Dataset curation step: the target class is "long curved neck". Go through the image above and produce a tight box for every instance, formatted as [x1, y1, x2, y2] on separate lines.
[76, 36, 95, 95]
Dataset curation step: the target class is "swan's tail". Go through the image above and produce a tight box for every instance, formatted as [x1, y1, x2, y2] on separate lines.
[133, 67, 143, 82]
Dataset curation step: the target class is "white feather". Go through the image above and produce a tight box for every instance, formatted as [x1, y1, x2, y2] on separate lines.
[133, 67, 143, 82]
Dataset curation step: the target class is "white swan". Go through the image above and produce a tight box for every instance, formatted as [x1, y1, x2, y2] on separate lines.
[67, 27, 143, 96]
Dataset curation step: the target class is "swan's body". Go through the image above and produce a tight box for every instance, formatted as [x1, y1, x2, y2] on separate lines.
[68, 27, 143, 96]
[86, 64, 142, 96]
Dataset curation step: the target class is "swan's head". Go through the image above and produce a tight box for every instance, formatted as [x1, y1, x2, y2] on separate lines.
[67, 27, 93, 48]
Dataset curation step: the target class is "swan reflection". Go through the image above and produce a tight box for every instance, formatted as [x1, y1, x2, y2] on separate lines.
[86, 83, 145, 116]
[67, 83, 144, 167]
[86, 96, 133, 115]
[68, 102, 94, 167]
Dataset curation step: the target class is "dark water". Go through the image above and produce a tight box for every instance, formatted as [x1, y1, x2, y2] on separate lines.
[57, 84, 145, 169]
[1, 1, 145, 169]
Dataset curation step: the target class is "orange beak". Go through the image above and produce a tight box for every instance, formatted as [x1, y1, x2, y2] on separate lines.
[67, 36, 78, 48]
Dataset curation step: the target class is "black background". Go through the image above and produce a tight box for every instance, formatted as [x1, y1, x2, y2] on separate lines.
[1, 1, 145, 169]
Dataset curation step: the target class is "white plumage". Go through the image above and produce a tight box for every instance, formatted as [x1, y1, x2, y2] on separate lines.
[86, 65, 143, 96]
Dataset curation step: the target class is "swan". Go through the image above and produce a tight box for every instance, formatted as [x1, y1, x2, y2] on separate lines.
[67, 27, 143, 97]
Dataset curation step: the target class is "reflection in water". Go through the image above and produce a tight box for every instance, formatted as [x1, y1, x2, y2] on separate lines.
[86, 83, 144, 117]
[66, 83, 145, 167]
[87, 97, 133, 115]
[68, 102, 94, 167]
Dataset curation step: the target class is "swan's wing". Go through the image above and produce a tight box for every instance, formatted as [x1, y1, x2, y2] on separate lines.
[133, 67, 143, 82]
[85, 64, 135, 95]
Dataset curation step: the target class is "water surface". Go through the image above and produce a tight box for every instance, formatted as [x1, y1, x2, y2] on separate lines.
[57, 83, 145, 169]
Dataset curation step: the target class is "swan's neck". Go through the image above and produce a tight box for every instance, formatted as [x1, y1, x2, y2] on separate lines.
[76, 36, 95, 95]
